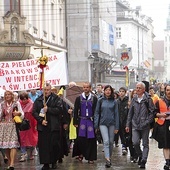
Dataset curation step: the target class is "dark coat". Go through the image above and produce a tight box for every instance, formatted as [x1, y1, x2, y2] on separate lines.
[32, 93, 63, 131]
[32, 93, 63, 164]
[117, 96, 129, 127]
[126, 92, 155, 130]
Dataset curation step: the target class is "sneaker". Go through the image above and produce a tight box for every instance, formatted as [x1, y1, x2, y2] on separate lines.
[139, 160, 146, 169]
[105, 160, 111, 168]
[130, 156, 134, 162]
[122, 148, 127, 155]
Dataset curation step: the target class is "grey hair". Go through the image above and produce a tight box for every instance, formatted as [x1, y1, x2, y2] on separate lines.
[69, 81, 77, 87]
[136, 82, 145, 89]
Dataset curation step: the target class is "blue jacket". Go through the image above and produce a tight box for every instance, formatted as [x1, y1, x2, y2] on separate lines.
[94, 96, 119, 130]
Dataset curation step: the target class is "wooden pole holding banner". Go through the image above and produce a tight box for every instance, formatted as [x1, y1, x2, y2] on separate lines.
[34, 39, 49, 121]
[124, 66, 131, 102]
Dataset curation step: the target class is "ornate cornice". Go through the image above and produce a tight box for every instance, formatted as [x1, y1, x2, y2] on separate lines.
[0, 11, 35, 60]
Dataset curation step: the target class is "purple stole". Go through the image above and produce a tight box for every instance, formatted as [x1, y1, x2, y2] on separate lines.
[78, 93, 95, 138]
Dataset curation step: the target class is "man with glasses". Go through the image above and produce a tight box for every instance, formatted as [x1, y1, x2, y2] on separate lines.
[125, 82, 155, 169]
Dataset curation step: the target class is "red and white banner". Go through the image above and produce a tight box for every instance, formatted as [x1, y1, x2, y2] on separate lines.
[0, 52, 68, 91]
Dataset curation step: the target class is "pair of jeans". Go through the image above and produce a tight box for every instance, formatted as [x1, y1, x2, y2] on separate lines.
[132, 128, 150, 161]
[100, 125, 115, 159]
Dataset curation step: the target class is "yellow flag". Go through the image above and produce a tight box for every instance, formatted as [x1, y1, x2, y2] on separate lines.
[125, 69, 129, 87]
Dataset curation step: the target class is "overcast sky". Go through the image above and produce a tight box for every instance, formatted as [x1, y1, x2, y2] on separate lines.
[128, 0, 170, 40]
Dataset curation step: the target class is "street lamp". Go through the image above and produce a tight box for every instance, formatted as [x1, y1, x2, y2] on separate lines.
[88, 54, 95, 86]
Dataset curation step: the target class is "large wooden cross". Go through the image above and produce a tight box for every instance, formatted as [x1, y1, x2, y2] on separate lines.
[34, 39, 49, 57]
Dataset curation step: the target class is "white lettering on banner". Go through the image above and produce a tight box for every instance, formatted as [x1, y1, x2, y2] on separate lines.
[0, 52, 68, 91]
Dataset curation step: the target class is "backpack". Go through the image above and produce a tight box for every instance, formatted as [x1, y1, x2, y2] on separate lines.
[144, 93, 155, 129]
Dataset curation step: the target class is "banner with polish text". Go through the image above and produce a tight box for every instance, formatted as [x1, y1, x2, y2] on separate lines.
[0, 52, 68, 91]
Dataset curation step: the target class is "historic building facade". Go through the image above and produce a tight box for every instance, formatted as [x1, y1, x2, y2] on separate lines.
[0, 0, 66, 61]
[66, 0, 117, 87]
[110, 0, 155, 89]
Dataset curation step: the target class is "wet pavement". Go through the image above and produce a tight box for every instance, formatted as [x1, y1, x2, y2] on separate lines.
[0, 138, 165, 170]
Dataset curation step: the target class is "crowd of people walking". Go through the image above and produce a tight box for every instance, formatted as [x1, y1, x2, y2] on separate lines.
[0, 81, 169, 170]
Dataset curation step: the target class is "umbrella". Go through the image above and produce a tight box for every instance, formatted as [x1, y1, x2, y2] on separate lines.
[63, 86, 83, 108]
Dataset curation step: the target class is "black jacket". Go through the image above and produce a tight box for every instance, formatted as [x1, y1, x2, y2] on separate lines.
[32, 93, 63, 131]
[117, 96, 129, 127]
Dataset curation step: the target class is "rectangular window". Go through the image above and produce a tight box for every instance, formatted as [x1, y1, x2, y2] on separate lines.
[116, 27, 121, 38]
[4, 0, 21, 15]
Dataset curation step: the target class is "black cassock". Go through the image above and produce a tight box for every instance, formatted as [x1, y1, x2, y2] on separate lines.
[32, 93, 62, 164]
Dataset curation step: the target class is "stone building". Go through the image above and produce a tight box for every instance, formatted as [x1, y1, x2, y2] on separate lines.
[109, 0, 155, 89]
[66, 0, 117, 87]
[0, 0, 66, 61]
